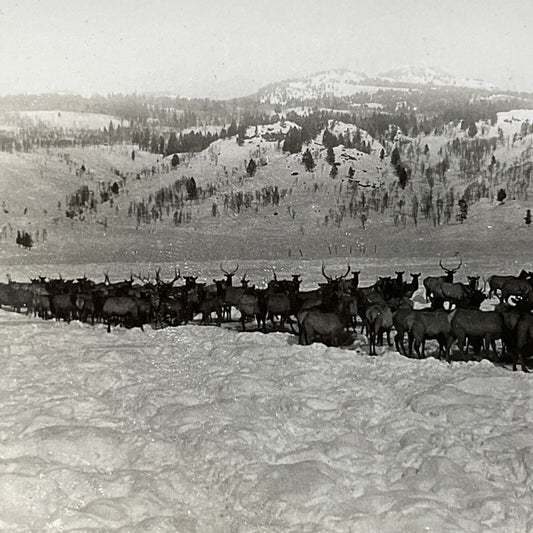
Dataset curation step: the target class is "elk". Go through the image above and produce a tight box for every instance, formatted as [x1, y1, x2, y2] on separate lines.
[411, 310, 452, 359]
[402, 273, 421, 299]
[423, 258, 462, 302]
[101, 296, 143, 332]
[298, 295, 353, 347]
[448, 309, 505, 362]
[393, 307, 418, 356]
[198, 282, 224, 326]
[500, 278, 533, 303]
[236, 288, 267, 331]
[513, 314, 532, 372]
[488, 270, 533, 299]
[365, 302, 393, 355]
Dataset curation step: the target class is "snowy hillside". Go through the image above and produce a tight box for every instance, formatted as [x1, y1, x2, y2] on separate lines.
[377, 65, 495, 90]
[3, 110, 129, 130]
[257, 67, 496, 105]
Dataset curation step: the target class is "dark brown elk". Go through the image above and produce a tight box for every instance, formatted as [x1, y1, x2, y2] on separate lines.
[265, 269, 302, 331]
[338, 269, 360, 294]
[236, 288, 267, 331]
[198, 282, 224, 326]
[101, 296, 143, 332]
[411, 310, 452, 359]
[423, 258, 462, 302]
[393, 308, 418, 356]
[365, 302, 393, 355]
[500, 278, 533, 303]
[298, 296, 353, 347]
[513, 314, 532, 372]
[488, 270, 533, 299]
[448, 309, 505, 362]
[402, 273, 421, 298]
[50, 293, 77, 323]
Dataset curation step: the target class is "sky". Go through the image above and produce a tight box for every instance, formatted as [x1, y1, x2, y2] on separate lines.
[1, 0, 532, 99]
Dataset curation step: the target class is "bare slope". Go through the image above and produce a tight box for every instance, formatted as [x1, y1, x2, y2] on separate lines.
[0, 118, 532, 266]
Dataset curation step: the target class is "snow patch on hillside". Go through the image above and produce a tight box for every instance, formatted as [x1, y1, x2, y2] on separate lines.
[4, 110, 129, 130]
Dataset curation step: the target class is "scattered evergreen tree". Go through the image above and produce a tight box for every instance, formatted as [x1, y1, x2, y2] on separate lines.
[326, 146, 335, 165]
[302, 149, 315, 172]
[330, 163, 338, 178]
[322, 128, 339, 149]
[237, 123, 246, 146]
[391, 147, 401, 167]
[458, 198, 468, 223]
[150, 134, 158, 153]
[171, 154, 180, 167]
[282, 127, 303, 154]
[379, 148, 385, 161]
[246, 158, 257, 177]
[348, 166, 355, 179]
[497, 188, 507, 204]
[467, 122, 478, 138]
[166, 132, 179, 155]
[397, 165, 409, 188]
[525, 209, 531, 226]
[227, 120, 237, 137]
[158, 136, 165, 155]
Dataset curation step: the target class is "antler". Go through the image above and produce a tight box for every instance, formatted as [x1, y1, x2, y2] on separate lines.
[134, 272, 152, 284]
[321, 263, 333, 282]
[169, 266, 181, 285]
[338, 264, 351, 281]
[221, 263, 239, 275]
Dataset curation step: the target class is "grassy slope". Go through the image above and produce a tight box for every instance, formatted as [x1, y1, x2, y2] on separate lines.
[0, 125, 532, 268]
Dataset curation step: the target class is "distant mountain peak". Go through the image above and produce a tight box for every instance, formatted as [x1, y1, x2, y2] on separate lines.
[256, 67, 496, 104]
[376, 64, 495, 90]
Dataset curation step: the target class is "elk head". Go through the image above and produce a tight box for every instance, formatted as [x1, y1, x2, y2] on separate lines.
[439, 257, 462, 281]
[220, 263, 238, 285]
[321, 263, 351, 283]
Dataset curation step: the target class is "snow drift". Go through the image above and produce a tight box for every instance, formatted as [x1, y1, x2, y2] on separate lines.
[0, 308, 531, 532]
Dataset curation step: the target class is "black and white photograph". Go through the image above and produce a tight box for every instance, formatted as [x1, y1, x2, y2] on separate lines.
[0, 0, 532, 530]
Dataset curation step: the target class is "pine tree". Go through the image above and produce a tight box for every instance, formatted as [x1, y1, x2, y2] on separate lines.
[330, 163, 338, 178]
[497, 188, 507, 204]
[391, 147, 401, 167]
[171, 154, 180, 167]
[166, 132, 179, 155]
[246, 158, 257, 177]
[227, 120, 237, 137]
[302, 149, 315, 172]
[458, 199, 468, 223]
[158, 136, 165, 155]
[379, 148, 385, 161]
[326, 146, 335, 165]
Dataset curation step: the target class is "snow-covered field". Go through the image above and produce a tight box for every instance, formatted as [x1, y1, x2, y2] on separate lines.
[4, 111, 129, 131]
[1, 259, 532, 532]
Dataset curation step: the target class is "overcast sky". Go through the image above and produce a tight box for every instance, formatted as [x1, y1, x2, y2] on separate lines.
[1, 0, 532, 98]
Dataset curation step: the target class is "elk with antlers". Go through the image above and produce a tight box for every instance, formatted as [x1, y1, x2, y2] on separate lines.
[423, 257, 462, 302]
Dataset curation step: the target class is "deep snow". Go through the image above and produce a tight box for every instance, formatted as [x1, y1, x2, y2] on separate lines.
[0, 260, 532, 531]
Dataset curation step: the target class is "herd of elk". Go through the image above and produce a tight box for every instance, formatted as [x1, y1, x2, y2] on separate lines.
[0, 260, 531, 372]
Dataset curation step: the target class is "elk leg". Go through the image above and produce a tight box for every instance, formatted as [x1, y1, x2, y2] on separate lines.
[394, 331, 403, 354]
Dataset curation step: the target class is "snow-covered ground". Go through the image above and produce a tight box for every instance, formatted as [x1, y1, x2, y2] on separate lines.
[1, 259, 532, 532]
[4, 111, 129, 131]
